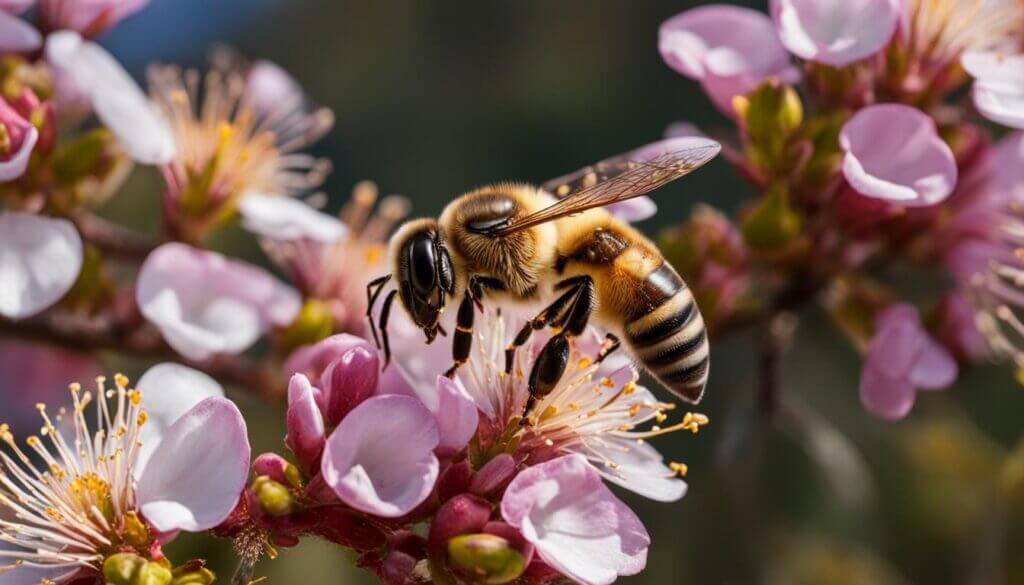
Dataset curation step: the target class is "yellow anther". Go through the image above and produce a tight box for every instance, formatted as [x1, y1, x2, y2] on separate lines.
[622, 382, 636, 396]
[600, 377, 614, 387]
[26, 436, 40, 447]
[539, 405, 559, 421]
[137, 411, 148, 427]
[69, 382, 81, 393]
[129, 390, 142, 406]
[578, 358, 591, 370]
[628, 404, 641, 417]
[669, 462, 689, 477]
[655, 412, 668, 424]
[568, 402, 580, 411]
[218, 122, 234, 143]
[114, 373, 129, 389]
[35, 403, 46, 412]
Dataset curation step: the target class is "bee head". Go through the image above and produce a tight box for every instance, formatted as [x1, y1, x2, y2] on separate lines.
[392, 219, 455, 341]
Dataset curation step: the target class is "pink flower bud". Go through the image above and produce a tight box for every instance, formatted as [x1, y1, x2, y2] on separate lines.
[428, 494, 492, 557]
[0, 92, 38, 181]
[470, 454, 517, 497]
[286, 374, 326, 472]
[320, 346, 379, 426]
[437, 460, 474, 502]
[252, 453, 301, 488]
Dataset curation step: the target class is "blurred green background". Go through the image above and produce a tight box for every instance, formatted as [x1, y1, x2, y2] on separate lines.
[41, 0, 1024, 583]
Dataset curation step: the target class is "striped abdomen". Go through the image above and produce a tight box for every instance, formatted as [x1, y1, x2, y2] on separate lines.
[624, 261, 709, 403]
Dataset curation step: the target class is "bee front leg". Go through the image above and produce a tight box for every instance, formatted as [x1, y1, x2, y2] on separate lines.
[444, 289, 476, 379]
[365, 275, 392, 349]
[522, 277, 594, 422]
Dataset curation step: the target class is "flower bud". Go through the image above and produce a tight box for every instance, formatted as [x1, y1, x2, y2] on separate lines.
[170, 567, 216, 585]
[742, 79, 803, 149]
[437, 460, 474, 502]
[311, 507, 388, 551]
[103, 554, 173, 585]
[428, 494, 492, 557]
[252, 476, 295, 517]
[448, 534, 526, 584]
[319, 346, 379, 426]
[740, 185, 803, 253]
[252, 452, 304, 489]
[53, 128, 116, 184]
[470, 454, 516, 497]
[278, 299, 334, 353]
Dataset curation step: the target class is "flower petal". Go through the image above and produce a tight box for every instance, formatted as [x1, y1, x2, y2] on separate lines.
[238, 192, 347, 243]
[136, 243, 301, 361]
[284, 333, 376, 381]
[321, 395, 439, 518]
[501, 454, 650, 585]
[0, 11, 40, 52]
[136, 397, 251, 533]
[909, 337, 958, 390]
[963, 51, 1024, 129]
[859, 363, 916, 420]
[135, 363, 225, 477]
[0, 212, 83, 320]
[840, 104, 957, 206]
[0, 125, 36, 181]
[771, 0, 899, 67]
[434, 375, 480, 455]
[588, 438, 688, 503]
[286, 373, 326, 471]
[45, 31, 174, 165]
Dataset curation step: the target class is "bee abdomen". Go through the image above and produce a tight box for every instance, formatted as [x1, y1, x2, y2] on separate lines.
[624, 263, 709, 403]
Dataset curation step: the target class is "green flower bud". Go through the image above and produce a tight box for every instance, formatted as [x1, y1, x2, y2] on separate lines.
[103, 554, 173, 585]
[171, 568, 216, 585]
[53, 128, 115, 185]
[253, 475, 295, 516]
[447, 534, 526, 584]
[740, 185, 803, 252]
[278, 299, 334, 352]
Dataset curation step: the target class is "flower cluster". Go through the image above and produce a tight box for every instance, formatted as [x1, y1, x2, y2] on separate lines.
[658, 0, 1024, 419]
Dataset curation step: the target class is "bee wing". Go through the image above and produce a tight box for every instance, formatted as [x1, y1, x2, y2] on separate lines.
[491, 136, 721, 236]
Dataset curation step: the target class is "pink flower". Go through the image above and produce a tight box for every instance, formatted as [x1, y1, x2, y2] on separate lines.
[0, 1, 40, 52]
[0, 92, 39, 181]
[839, 104, 957, 206]
[136, 243, 301, 361]
[0, 339, 100, 433]
[320, 394, 440, 518]
[0, 212, 83, 320]
[46, 31, 175, 165]
[771, 0, 900, 67]
[660, 5, 796, 115]
[859, 304, 957, 420]
[962, 51, 1024, 130]
[38, 0, 150, 37]
[501, 454, 650, 585]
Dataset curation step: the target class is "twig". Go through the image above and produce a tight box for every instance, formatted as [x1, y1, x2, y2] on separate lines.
[756, 312, 797, 418]
[72, 212, 159, 261]
[0, 313, 284, 402]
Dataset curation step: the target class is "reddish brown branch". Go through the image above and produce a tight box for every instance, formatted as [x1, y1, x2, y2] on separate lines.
[73, 212, 159, 261]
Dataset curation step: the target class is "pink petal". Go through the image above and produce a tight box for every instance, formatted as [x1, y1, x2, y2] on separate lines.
[771, 0, 900, 67]
[501, 454, 650, 585]
[0, 212, 83, 320]
[136, 397, 251, 533]
[244, 60, 305, 118]
[237, 192, 346, 243]
[0, 11, 40, 52]
[909, 337, 958, 390]
[286, 374, 326, 471]
[38, 0, 149, 34]
[839, 104, 957, 206]
[136, 243, 301, 361]
[962, 51, 1024, 129]
[660, 5, 793, 114]
[434, 375, 480, 455]
[859, 362, 916, 420]
[0, 98, 38, 179]
[321, 395, 439, 518]
[284, 334, 375, 381]
[319, 345, 379, 426]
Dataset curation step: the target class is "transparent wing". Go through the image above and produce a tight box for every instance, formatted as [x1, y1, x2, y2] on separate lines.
[492, 136, 721, 235]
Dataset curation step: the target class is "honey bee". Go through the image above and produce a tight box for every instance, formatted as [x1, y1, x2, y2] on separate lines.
[366, 136, 721, 411]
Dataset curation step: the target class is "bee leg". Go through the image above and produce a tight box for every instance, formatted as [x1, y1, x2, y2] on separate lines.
[365, 275, 391, 349]
[595, 333, 621, 364]
[444, 290, 476, 379]
[378, 289, 398, 369]
[522, 278, 594, 422]
[503, 276, 587, 374]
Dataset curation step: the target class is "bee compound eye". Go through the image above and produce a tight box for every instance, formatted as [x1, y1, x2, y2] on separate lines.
[408, 235, 438, 296]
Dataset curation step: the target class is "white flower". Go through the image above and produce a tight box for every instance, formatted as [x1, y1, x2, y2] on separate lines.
[0, 213, 83, 321]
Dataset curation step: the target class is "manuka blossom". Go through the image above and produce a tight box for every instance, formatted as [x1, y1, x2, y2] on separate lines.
[0, 371, 250, 582]
[770, 0, 900, 67]
[239, 182, 408, 335]
[136, 243, 301, 361]
[0, 212, 83, 321]
[659, 5, 797, 115]
[839, 104, 958, 206]
[859, 304, 957, 420]
[392, 308, 701, 502]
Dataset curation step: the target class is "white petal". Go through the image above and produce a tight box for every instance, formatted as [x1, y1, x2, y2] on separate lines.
[45, 31, 174, 165]
[0, 125, 37, 181]
[0, 213, 83, 320]
[136, 397, 250, 533]
[134, 363, 225, 477]
[0, 11, 40, 52]
[238, 192, 347, 243]
[586, 438, 688, 502]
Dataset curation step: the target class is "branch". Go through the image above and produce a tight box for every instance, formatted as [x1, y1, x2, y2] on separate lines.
[756, 312, 797, 419]
[0, 313, 284, 402]
[73, 212, 159, 261]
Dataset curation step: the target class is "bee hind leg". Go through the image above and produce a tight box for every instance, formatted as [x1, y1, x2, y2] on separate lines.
[522, 277, 594, 423]
[504, 275, 589, 374]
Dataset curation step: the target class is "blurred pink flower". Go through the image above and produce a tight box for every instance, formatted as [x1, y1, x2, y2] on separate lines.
[0, 338, 100, 432]
[962, 51, 1024, 130]
[0, 212, 83, 320]
[321, 394, 440, 518]
[0, 373, 250, 580]
[0, 92, 39, 181]
[899, 0, 1023, 74]
[839, 104, 957, 206]
[859, 304, 957, 420]
[771, 0, 900, 66]
[0, 1, 40, 52]
[45, 31, 175, 165]
[136, 243, 301, 361]
[659, 5, 796, 115]
[501, 454, 650, 585]
[38, 0, 149, 36]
